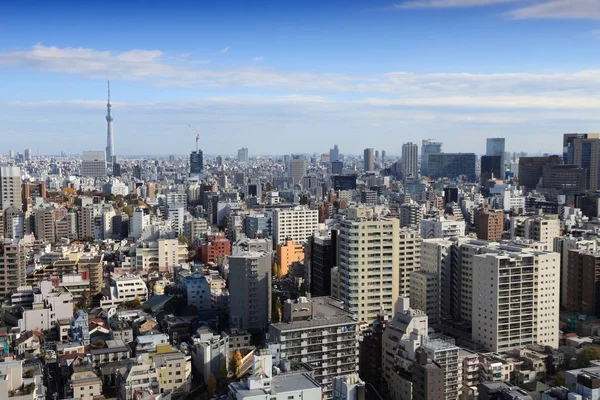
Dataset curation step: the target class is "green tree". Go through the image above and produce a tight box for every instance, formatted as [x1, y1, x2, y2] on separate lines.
[178, 235, 190, 246]
[207, 372, 217, 395]
[554, 371, 565, 386]
[577, 346, 600, 368]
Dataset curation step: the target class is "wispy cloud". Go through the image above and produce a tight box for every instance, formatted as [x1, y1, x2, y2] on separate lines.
[394, 0, 521, 9]
[219, 46, 230, 54]
[508, 0, 600, 20]
[253, 56, 264, 62]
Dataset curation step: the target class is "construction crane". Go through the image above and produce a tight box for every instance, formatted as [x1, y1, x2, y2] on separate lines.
[188, 125, 200, 152]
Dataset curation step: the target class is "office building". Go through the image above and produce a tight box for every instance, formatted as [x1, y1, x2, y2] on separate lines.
[518, 155, 562, 190]
[4, 207, 24, 239]
[268, 297, 360, 399]
[237, 147, 249, 163]
[421, 216, 466, 239]
[229, 251, 271, 332]
[421, 140, 442, 177]
[486, 138, 506, 179]
[481, 155, 502, 181]
[0, 240, 26, 299]
[427, 153, 477, 181]
[81, 151, 107, 178]
[572, 135, 600, 190]
[273, 206, 319, 245]
[410, 270, 439, 324]
[401, 142, 419, 179]
[510, 215, 560, 247]
[332, 175, 356, 190]
[289, 157, 308, 185]
[474, 207, 504, 241]
[23, 148, 32, 162]
[330, 144, 340, 162]
[472, 249, 559, 352]
[190, 150, 203, 175]
[563, 133, 600, 164]
[360, 190, 377, 204]
[542, 163, 586, 194]
[306, 231, 338, 297]
[331, 160, 343, 175]
[0, 165, 22, 211]
[363, 148, 374, 172]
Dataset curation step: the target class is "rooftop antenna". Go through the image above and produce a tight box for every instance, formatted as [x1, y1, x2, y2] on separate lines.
[189, 125, 200, 152]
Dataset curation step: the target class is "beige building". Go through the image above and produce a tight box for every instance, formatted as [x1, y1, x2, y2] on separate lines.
[410, 270, 439, 324]
[510, 214, 560, 248]
[135, 238, 188, 273]
[70, 366, 102, 399]
[472, 249, 559, 352]
[0, 166, 21, 211]
[273, 206, 319, 245]
[34, 207, 56, 243]
[154, 352, 192, 394]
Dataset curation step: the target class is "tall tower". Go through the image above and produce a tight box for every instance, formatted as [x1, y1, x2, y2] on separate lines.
[105, 81, 114, 164]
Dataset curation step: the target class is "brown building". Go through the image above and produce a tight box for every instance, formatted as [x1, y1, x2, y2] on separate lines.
[359, 313, 389, 384]
[200, 236, 231, 265]
[412, 348, 444, 400]
[474, 208, 504, 241]
[566, 250, 600, 317]
[542, 164, 586, 194]
[0, 240, 26, 299]
[518, 155, 562, 190]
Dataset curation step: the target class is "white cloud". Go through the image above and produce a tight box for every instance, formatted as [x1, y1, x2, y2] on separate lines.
[395, 0, 521, 9]
[219, 46, 230, 54]
[253, 56, 264, 62]
[508, 0, 600, 19]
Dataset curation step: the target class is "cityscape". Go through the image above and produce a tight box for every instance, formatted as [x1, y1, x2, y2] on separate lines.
[4, 1, 600, 400]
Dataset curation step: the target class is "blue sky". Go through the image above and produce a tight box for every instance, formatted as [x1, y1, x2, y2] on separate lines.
[2, 0, 600, 156]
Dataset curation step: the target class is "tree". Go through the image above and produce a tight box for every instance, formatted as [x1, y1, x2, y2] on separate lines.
[275, 296, 282, 323]
[207, 372, 217, 395]
[122, 205, 134, 217]
[554, 371, 565, 386]
[272, 262, 282, 279]
[577, 346, 600, 368]
[178, 235, 190, 246]
[219, 362, 228, 381]
[229, 350, 243, 376]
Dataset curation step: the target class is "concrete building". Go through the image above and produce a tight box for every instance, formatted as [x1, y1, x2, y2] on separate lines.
[474, 207, 504, 241]
[100, 275, 148, 308]
[81, 151, 107, 178]
[486, 137, 506, 179]
[332, 374, 366, 400]
[237, 147, 249, 163]
[518, 156, 562, 189]
[566, 250, 600, 316]
[410, 269, 439, 324]
[510, 215, 560, 247]
[571, 135, 600, 190]
[427, 153, 477, 181]
[542, 163, 586, 194]
[421, 216, 466, 239]
[268, 297, 360, 399]
[276, 239, 304, 276]
[363, 148, 374, 172]
[289, 157, 308, 185]
[69, 366, 102, 400]
[400, 202, 424, 228]
[180, 273, 211, 311]
[555, 236, 596, 309]
[34, 207, 56, 243]
[229, 251, 271, 331]
[191, 328, 229, 385]
[402, 142, 419, 179]
[0, 165, 21, 211]
[273, 206, 319, 246]
[129, 206, 149, 240]
[472, 249, 559, 352]
[0, 239, 26, 299]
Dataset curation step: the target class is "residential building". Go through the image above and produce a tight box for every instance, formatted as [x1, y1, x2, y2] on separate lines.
[566, 250, 600, 316]
[229, 251, 271, 331]
[364, 148, 374, 172]
[153, 351, 192, 394]
[0, 165, 22, 211]
[100, 275, 148, 308]
[273, 206, 319, 245]
[268, 297, 360, 399]
[472, 249, 559, 352]
[0, 239, 26, 299]
[474, 207, 504, 241]
[276, 239, 304, 275]
[410, 269, 439, 324]
[180, 272, 211, 311]
[510, 215, 560, 247]
[400, 202, 423, 228]
[69, 366, 102, 400]
[289, 157, 308, 185]
[554, 236, 596, 308]
[402, 142, 419, 179]
[69, 310, 90, 345]
[359, 312, 389, 384]
[200, 236, 231, 264]
[421, 216, 466, 239]
[191, 328, 229, 385]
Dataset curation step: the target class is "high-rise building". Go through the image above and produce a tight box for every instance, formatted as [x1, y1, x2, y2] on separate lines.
[566, 250, 600, 316]
[331, 160, 343, 175]
[363, 148, 374, 172]
[34, 207, 56, 243]
[305, 231, 338, 297]
[486, 138, 506, 179]
[542, 164, 586, 194]
[381, 150, 386, 164]
[510, 215, 560, 247]
[427, 153, 477, 181]
[472, 249, 559, 352]
[518, 155, 562, 189]
[190, 150, 203, 176]
[572, 136, 600, 190]
[105, 81, 115, 164]
[0, 166, 22, 211]
[421, 140, 442, 177]
[474, 207, 504, 241]
[23, 149, 31, 162]
[563, 133, 600, 164]
[401, 142, 419, 179]
[329, 144, 340, 162]
[0, 240, 26, 299]
[481, 155, 502, 181]
[554, 236, 596, 309]
[237, 147, 249, 163]
[400, 202, 423, 228]
[228, 251, 271, 332]
[272, 206, 319, 245]
[81, 151, 107, 178]
[268, 297, 360, 400]
[289, 157, 308, 185]
[410, 270, 439, 324]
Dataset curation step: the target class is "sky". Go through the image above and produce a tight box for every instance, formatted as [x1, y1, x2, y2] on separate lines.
[2, 0, 600, 156]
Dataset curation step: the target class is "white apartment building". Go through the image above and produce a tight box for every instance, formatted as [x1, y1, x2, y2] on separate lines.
[0, 165, 22, 211]
[100, 275, 148, 309]
[167, 203, 185, 235]
[273, 206, 319, 245]
[129, 207, 150, 240]
[420, 216, 466, 239]
[134, 239, 188, 274]
[472, 249, 559, 352]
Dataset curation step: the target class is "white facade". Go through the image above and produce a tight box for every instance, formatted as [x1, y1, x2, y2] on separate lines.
[420, 216, 466, 239]
[401, 142, 419, 179]
[0, 165, 22, 211]
[100, 275, 148, 309]
[130, 207, 149, 240]
[472, 249, 559, 352]
[167, 204, 185, 235]
[273, 207, 319, 245]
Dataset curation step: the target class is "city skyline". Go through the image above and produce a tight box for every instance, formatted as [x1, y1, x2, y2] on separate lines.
[2, 0, 600, 154]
